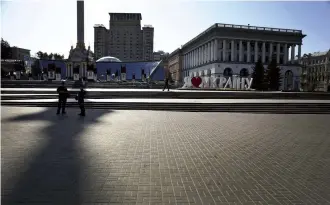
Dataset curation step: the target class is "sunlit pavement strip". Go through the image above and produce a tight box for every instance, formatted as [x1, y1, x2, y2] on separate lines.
[1, 107, 330, 204]
[1, 94, 58, 96]
[2, 98, 330, 103]
[0, 87, 303, 93]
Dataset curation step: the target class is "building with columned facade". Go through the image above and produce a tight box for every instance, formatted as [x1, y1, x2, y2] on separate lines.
[180, 23, 306, 90]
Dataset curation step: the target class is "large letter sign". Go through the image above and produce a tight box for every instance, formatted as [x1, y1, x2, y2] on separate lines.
[182, 75, 253, 90]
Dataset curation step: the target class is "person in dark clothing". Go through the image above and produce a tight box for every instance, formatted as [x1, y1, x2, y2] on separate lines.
[75, 86, 86, 116]
[57, 81, 69, 115]
[163, 77, 170, 91]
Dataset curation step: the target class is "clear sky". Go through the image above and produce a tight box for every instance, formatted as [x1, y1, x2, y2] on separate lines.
[1, 0, 330, 58]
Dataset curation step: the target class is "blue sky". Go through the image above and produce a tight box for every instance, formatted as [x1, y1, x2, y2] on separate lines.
[1, 0, 329, 58]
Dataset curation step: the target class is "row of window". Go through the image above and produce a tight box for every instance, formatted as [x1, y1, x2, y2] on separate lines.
[302, 58, 329, 65]
[185, 54, 287, 68]
[304, 67, 329, 73]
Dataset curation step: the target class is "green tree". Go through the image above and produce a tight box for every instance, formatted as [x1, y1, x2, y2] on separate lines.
[36, 51, 64, 60]
[1, 38, 12, 59]
[251, 59, 265, 90]
[265, 58, 282, 91]
[36, 51, 48, 59]
[14, 60, 25, 72]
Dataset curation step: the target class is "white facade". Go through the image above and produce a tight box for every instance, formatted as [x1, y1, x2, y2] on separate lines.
[181, 23, 306, 91]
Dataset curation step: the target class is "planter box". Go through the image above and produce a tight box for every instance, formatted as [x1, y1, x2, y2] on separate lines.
[55, 73, 61, 81]
[16, 72, 21, 80]
[73, 73, 79, 81]
[121, 73, 126, 81]
[87, 71, 94, 80]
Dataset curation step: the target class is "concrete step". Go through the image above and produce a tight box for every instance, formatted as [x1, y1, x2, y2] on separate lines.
[2, 101, 330, 114]
[2, 88, 330, 100]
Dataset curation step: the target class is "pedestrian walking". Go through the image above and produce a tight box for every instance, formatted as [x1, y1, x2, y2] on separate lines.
[163, 76, 170, 91]
[57, 81, 69, 115]
[75, 86, 86, 116]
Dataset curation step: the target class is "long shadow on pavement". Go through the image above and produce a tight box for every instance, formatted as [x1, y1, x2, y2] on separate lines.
[1, 108, 113, 205]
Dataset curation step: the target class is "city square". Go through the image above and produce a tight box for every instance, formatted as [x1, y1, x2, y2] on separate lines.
[2, 107, 330, 204]
[1, 1, 330, 204]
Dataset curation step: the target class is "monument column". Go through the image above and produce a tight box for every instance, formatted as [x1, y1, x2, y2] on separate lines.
[77, 0, 85, 48]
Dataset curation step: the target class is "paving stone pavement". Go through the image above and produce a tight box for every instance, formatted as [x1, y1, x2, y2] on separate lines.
[1, 107, 330, 205]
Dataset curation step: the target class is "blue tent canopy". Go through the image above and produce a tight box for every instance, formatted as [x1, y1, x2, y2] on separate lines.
[38, 60, 166, 81]
[96, 61, 165, 80]
[39, 60, 67, 79]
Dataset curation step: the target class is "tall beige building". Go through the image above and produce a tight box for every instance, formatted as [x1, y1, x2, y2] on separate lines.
[142, 25, 154, 61]
[94, 13, 154, 62]
[94, 24, 109, 60]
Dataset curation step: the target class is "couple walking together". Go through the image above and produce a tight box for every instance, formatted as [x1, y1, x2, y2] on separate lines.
[57, 81, 86, 116]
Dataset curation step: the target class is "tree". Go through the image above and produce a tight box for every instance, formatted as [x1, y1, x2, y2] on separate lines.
[36, 51, 48, 59]
[14, 60, 25, 72]
[265, 58, 282, 91]
[36, 51, 64, 60]
[251, 59, 265, 90]
[1, 38, 12, 59]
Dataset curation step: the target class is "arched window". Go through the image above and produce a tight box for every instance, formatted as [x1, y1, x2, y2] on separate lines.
[223, 67, 233, 79]
[240, 68, 249, 77]
[284, 70, 294, 90]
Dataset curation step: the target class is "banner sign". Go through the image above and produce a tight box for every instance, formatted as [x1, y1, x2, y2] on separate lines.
[182, 75, 253, 90]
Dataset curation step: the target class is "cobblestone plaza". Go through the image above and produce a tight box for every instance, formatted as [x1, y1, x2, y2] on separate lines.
[1, 107, 330, 204]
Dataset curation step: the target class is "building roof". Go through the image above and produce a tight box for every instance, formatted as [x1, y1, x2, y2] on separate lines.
[109, 13, 142, 20]
[302, 50, 330, 58]
[168, 48, 182, 58]
[181, 23, 305, 50]
[11, 46, 31, 52]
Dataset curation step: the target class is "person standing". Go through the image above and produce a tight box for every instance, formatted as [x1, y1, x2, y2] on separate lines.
[57, 81, 69, 115]
[75, 86, 86, 116]
[163, 76, 170, 91]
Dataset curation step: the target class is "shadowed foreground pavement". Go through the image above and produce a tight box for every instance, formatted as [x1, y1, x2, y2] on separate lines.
[1, 107, 330, 205]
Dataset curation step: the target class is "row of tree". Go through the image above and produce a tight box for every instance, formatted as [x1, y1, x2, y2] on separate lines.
[251, 57, 281, 91]
[1, 38, 64, 60]
[1, 38, 12, 59]
[35, 51, 64, 60]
